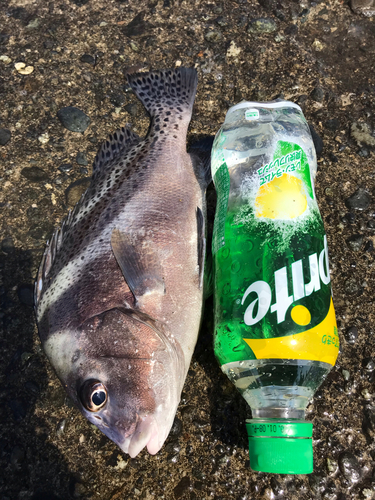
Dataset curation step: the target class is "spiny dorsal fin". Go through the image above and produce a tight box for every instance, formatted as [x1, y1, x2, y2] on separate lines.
[92, 126, 140, 173]
[127, 67, 197, 119]
[111, 229, 165, 305]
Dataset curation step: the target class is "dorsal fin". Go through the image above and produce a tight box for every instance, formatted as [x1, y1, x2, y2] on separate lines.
[92, 126, 140, 173]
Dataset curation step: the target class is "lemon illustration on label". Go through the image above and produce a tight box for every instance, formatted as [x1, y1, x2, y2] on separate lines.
[255, 174, 307, 219]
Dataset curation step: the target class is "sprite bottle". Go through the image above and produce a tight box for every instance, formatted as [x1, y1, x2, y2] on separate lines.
[211, 101, 339, 474]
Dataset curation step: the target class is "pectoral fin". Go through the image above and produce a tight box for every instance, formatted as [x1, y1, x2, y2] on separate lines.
[111, 229, 165, 304]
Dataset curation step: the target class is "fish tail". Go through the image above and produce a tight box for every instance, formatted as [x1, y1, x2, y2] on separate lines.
[127, 68, 198, 121]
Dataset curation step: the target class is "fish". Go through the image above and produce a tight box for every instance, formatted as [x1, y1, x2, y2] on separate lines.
[34, 67, 211, 457]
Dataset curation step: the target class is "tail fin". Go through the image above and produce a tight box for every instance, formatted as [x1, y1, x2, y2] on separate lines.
[127, 68, 198, 119]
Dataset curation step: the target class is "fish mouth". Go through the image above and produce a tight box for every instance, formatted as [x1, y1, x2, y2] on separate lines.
[119, 414, 160, 458]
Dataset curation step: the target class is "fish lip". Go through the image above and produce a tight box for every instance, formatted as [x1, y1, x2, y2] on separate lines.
[118, 414, 160, 458]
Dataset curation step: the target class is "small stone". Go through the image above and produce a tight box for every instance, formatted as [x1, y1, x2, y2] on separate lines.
[110, 92, 125, 107]
[345, 188, 371, 211]
[65, 178, 90, 206]
[17, 285, 34, 306]
[364, 240, 374, 252]
[59, 163, 73, 173]
[38, 132, 50, 144]
[79, 167, 88, 175]
[173, 477, 191, 499]
[0, 128, 11, 146]
[204, 30, 223, 42]
[76, 152, 88, 166]
[99, 21, 108, 27]
[130, 41, 140, 52]
[346, 234, 364, 252]
[325, 118, 340, 132]
[124, 102, 138, 116]
[358, 147, 369, 157]
[344, 278, 362, 296]
[57, 107, 91, 133]
[247, 18, 277, 34]
[1, 237, 14, 253]
[351, 122, 375, 147]
[80, 54, 95, 65]
[338, 452, 362, 483]
[26, 18, 40, 29]
[309, 124, 324, 157]
[21, 166, 49, 182]
[0, 55, 12, 64]
[345, 326, 358, 344]
[351, 0, 375, 17]
[28, 222, 54, 240]
[284, 24, 298, 36]
[14, 62, 34, 75]
[56, 419, 66, 436]
[226, 41, 241, 62]
[312, 39, 325, 51]
[310, 87, 325, 102]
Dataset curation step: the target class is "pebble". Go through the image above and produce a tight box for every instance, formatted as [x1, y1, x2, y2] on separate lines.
[173, 476, 191, 499]
[79, 167, 88, 175]
[57, 106, 91, 133]
[38, 132, 50, 144]
[14, 62, 34, 75]
[346, 234, 364, 252]
[247, 18, 277, 34]
[110, 92, 126, 107]
[124, 102, 138, 116]
[28, 222, 54, 240]
[17, 284, 34, 306]
[76, 152, 88, 166]
[309, 124, 324, 157]
[351, 122, 375, 147]
[310, 87, 325, 102]
[0, 55, 12, 65]
[80, 54, 95, 65]
[204, 30, 223, 42]
[344, 277, 362, 296]
[56, 419, 66, 436]
[338, 452, 362, 482]
[325, 118, 340, 132]
[312, 39, 325, 51]
[345, 326, 358, 344]
[65, 178, 90, 206]
[345, 188, 371, 211]
[59, 163, 73, 173]
[1, 237, 14, 253]
[21, 166, 49, 182]
[0, 128, 11, 146]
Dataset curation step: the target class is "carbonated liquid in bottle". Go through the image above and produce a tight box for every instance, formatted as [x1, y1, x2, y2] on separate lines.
[211, 101, 339, 474]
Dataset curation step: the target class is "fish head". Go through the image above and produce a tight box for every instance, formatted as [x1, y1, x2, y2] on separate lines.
[44, 308, 184, 457]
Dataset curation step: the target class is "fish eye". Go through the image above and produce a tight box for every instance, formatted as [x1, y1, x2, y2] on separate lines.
[80, 380, 108, 412]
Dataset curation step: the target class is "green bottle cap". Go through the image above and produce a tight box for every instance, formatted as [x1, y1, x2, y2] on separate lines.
[246, 419, 313, 474]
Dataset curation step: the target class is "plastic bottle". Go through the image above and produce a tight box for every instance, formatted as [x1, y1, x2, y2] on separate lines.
[211, 101, 339, 474]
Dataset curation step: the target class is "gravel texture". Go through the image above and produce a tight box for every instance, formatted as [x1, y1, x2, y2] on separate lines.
[0, 0, 375, 499]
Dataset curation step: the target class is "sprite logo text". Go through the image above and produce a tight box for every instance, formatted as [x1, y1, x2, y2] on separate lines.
[241, 236, 331, 326]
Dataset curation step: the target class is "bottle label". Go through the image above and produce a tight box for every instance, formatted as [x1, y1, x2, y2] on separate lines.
[212, 139, 339, 367]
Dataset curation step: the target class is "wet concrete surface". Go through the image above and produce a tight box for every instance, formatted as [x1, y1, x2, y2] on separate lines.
[0, 0, 375, 498]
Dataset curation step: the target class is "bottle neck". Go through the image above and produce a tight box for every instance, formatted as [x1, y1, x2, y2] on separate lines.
[251, 408, 306, 420]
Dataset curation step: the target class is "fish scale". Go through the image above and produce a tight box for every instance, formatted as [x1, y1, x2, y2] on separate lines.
[35, 67, 211, 457]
